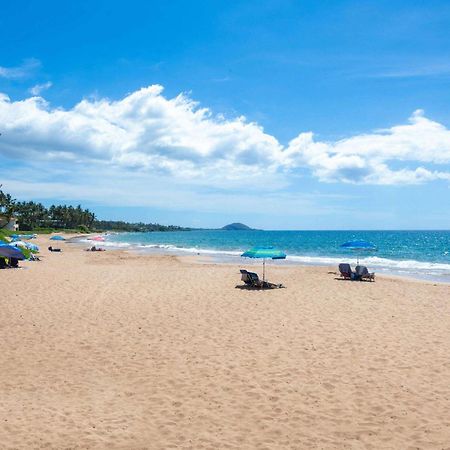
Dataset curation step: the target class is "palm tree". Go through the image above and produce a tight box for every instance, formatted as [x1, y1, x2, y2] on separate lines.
[0, 187, 17, 227]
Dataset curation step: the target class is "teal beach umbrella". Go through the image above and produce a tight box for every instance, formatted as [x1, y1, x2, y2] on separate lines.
[241, 247, 286, 282]
[50, 235, 66, 241]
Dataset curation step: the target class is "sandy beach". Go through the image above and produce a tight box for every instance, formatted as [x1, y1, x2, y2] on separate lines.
[1, 235, 449, 449]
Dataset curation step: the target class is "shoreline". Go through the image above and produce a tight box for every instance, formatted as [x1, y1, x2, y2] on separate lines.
[66, 233, 450, 285]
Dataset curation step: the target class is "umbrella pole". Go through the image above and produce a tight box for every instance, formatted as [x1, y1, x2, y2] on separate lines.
[263, 259, 265, 282]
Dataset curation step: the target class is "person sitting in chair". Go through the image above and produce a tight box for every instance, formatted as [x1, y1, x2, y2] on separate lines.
[9, 257, 19, 268]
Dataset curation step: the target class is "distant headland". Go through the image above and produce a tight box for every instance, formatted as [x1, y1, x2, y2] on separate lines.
[221, 223, 254, 231]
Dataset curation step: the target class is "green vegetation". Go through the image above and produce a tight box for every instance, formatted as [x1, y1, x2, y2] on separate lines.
[13, 202, 96, 231]
[222, 222, 253, 231]
[0, 229, 11, 243]
[0, 187, 189, 233]
[93, 220, 189, 232]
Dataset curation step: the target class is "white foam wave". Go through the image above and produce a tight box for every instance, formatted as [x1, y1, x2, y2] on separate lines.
[359, 256, 450, 272]
[287, 254, 450, 280]
[79, 239, 131, 248]
[103, 238, 450, 280]
[138, 243, 242, 256]
[288, 254, 450, 271]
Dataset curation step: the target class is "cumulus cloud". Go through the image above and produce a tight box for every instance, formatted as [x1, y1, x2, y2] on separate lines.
[284, 109, 450, 184]
[0, 58, 41, 79]
[0, 85, 449, 186]
[28, 81, 52, 96]
[0, 85, 282, 187]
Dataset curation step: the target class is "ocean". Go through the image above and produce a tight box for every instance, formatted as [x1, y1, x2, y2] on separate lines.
[99, 230, 450, 282]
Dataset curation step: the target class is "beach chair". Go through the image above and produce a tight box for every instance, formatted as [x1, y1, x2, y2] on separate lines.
[355, 265, 375, 282]
[240, 269, 283, 289]
[240, 269, 261, 286]
[48, 246, 62, 252]
[338, 263, 353, 280]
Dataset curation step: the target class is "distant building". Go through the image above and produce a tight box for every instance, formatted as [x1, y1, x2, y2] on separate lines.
[0, 214, 19, 231]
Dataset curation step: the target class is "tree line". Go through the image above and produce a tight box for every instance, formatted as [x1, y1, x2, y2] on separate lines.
[0, 187, 188, 232]
[93, 220, 188, 232]
[1, 187, 96, 230]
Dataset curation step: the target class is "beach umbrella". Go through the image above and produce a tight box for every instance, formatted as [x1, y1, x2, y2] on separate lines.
[50, 235, 66, 241]
[11, 234, 34, 240]
[91, 236, 105, 242]
[11, 241, 39, 253]
[241, 247, 286, 282]
[341, 240, 377, 264]
[27, 243, 39, 252]
[0, 243, 26, 260]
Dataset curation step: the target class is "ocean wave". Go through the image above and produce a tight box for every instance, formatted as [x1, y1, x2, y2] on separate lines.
[288, 254, 450, 272]
[79, 239, 131, 248]
[138, 243, 242, 256]
[102, 236, 450, 280]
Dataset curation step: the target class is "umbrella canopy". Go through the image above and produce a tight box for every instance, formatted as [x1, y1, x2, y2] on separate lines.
[241, 247, 286, 281]
[50, 235, 66, 241]
[11, 241, 39, 253]
[10, 234, 35, 241]
[241, 247, 286, 259]
[341, 240, 377, 263]
[0, 243, 26, 260]
[26, 243, 39, 252]
[91, 236, 105, 242]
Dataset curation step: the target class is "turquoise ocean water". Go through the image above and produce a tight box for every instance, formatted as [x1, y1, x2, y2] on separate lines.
[100, 230, 450, 282]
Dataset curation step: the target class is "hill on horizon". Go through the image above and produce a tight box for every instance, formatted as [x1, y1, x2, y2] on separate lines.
[221, 223, 253, 231]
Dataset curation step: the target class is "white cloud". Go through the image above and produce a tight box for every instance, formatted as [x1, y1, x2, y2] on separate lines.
[28, 81, 52, 96]
[284, 109, 450, 184]
[0, 85, 449, 187]
[0, 58, 41, 79]
[0, 85, 283, 187]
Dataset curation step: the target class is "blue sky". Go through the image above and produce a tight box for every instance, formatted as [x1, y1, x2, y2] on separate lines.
[1, 0, 450, 229]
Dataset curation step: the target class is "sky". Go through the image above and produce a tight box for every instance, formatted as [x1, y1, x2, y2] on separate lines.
[1, 0, 450, 229]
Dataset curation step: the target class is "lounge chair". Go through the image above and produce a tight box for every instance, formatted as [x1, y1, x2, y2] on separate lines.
[240, 269, 260, 286]
[240, 269, 283, 289]
[338, 263, 353, 280]
[355, 265, 375, 282]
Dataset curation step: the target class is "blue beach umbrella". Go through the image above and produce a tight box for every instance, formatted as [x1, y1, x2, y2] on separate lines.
[23, 242, 39, 252]
[341, 240, 377, 264]
[11, 241, 39, 253]
[26, 243, 39, 252]
[11, 234, 35, 241]
[241, 247, 286, 282]
[0, 243, 26, 260]
[50, 235, 66, 241]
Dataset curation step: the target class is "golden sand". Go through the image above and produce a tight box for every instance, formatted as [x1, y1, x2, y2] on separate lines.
[1, 235, 449, 449]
